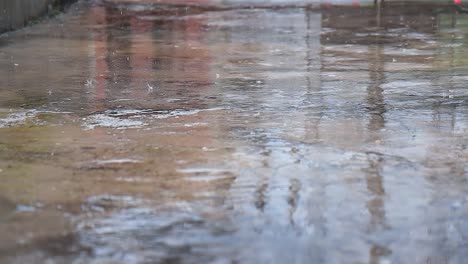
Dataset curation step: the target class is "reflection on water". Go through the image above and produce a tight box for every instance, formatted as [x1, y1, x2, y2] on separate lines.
[1, 0, 468, 263]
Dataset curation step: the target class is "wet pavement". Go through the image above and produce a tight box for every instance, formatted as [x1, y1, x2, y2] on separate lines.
[1, 0, 468, 263]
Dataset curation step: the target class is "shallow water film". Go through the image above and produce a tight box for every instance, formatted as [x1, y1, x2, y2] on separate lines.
[1, 0, 468, 263]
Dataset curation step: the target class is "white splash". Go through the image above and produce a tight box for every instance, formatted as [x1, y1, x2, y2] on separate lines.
[82, 114, 145, 130]
[0, 110, 37, 128]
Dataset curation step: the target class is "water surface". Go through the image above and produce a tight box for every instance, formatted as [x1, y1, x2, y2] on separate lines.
[1, 1, 468, 263]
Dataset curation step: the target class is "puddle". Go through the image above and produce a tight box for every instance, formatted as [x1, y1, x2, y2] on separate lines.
[1, 0, 468, 263]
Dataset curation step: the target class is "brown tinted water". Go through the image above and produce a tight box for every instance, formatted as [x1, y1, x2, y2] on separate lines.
[1, 1, 468, 263]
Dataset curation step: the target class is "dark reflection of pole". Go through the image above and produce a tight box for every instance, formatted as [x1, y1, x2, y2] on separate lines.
[451, 9, 457, 28]
[254, 175, 268, 212]
[305, 9, 312, 91]
[287, 178, 301, 226]
[365, 153, 391, 264]
[447, 11, 457, 133]
[369, 244, 391, 264]
[304, 8, 323, 142]
[365, 154, 386, 230]
[303, 8, 327, 263]
[366, 41, 390, 263]
[367, 44, 386, 137]
[431, 10, 463, 181]
[432, 9, 457, 134]
[375, 0, 381, 28]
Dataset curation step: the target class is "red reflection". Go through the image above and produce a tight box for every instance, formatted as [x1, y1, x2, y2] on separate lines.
[87, 2, 213, 111]
[90, 5, 109, 112]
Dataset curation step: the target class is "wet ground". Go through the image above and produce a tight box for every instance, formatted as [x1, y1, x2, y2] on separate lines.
[1, 0, 468, 263]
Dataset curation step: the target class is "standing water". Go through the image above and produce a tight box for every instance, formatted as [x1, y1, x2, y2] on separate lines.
[1, 0, 468, 263]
